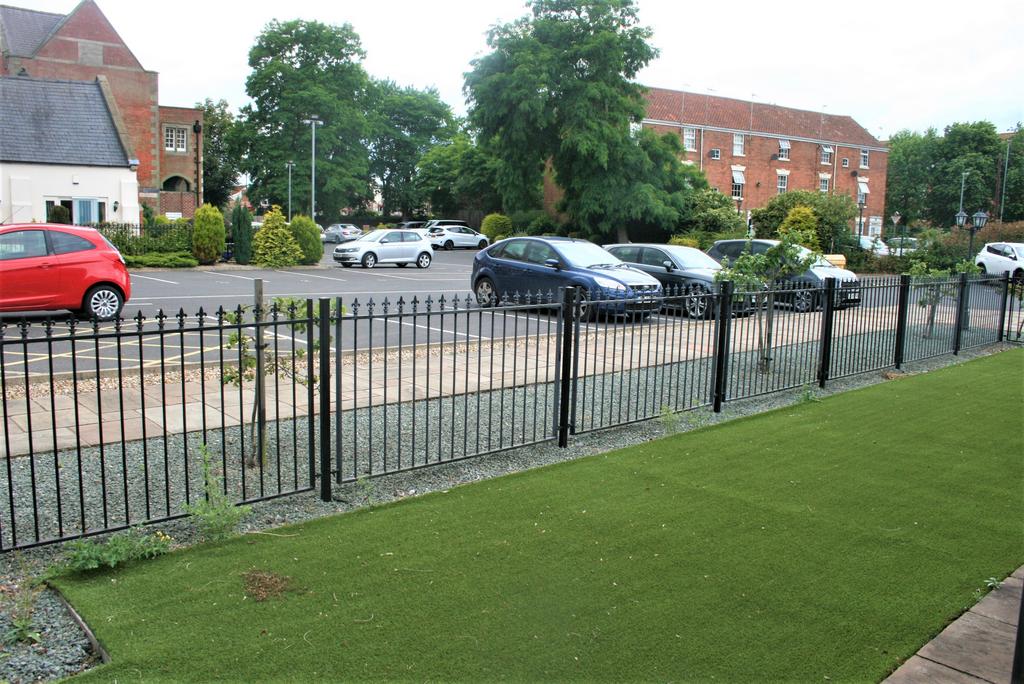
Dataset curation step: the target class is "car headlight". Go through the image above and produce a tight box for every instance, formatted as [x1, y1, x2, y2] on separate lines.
[593, 276, 626, 292]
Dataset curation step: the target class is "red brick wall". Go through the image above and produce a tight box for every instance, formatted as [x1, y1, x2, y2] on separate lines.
[159, 106, 204, 213]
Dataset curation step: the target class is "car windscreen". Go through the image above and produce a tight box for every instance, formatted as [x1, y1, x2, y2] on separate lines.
[666, 246, 720, 270]
[358, 230, 386, 242]
[795, 245, 833, 268]
[554, 242, 623, 268]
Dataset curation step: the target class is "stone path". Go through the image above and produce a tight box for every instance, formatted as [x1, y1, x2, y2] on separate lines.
[886, 566, 1023, 683]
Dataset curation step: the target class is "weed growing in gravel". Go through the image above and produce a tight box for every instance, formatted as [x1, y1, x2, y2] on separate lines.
[355, 474, 377, 504]
[184, 445, 251, 541]
[2, 555, 42, 645]
[796, 384, 821, 404]
[659, 405, 681, 434]
[61, 527, 172, 574]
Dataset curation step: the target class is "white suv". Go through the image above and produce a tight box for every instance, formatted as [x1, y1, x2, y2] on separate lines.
[428, 225, 489, 250]
[975, 242, 1024, 279]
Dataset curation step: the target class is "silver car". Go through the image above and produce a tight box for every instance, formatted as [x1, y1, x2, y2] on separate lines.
[322, 223, 363, 243]
[333, 229, 433, 269]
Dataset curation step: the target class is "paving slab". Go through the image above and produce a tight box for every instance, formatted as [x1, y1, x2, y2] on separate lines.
[885, 655, 990, 683]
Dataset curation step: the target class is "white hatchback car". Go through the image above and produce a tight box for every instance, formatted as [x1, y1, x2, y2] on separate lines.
[858, 235, 890, 256]
[332, 229, 433, 269]
[975, 242, 1024, 279]
[428, 226, 490, 250]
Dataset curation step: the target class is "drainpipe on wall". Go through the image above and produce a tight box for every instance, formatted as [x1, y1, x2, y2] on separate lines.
[192, 120, 202, 210]
[700, 128, 704, 172]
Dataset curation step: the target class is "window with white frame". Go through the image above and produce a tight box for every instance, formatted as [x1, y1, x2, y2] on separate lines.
[820, 145, 833, 165]
[733, 133, 745, 156]
[819, 176, 829, 193]
[710, 148, 721, 160]
[860, 148, 870, 168]
[777, 174, 788, 194]
[778, 139, 790, 161]
[841, 158, 849, 168]
[683, 127, 696, 151]
[857, 179, 869, 205]
[164, 126, 187, 152]
[731, 169, 745, 199]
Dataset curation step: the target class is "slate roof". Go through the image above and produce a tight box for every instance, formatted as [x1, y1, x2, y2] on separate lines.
[0, 76, 129, 166]
[644, 87, 884, 149]
[0, 5, 64, 57]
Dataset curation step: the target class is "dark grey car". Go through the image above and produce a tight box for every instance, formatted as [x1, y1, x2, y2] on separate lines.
[603, 243, 723, 318]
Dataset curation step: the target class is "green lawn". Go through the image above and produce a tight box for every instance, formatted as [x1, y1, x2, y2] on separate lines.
[55, 350, 1024, 682]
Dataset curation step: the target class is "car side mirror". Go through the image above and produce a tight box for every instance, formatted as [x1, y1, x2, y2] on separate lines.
[380, 238, 391, 244]
[544, 258, 560, 270]
[663, 260, 674, 272]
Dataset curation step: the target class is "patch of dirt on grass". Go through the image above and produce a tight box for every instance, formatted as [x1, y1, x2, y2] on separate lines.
[242, 569, 292, 602]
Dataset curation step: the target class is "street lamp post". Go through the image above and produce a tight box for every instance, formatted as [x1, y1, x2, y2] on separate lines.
[301, 116, 323, 220]
[958, 171, 969, 219]
[891, 211, 902, 256]
[285, 161, 295, 222]
[857, 199, 866, 237]
[967, 211, 988, 260]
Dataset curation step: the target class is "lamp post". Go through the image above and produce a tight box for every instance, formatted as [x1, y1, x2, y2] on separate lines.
[958, 170, 969, 219]
[967, 211, 988, 260]
[301, 116, 323, 220]
[192, 120, 202, 208]
[285, 161, 295, 222]
[857, 199, 866, 237]
[891, 211, 902, 256]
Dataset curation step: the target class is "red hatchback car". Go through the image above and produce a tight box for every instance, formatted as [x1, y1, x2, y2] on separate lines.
[0, 223, 131, 320]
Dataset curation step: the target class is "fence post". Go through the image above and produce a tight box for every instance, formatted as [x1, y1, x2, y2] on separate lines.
[894, 275, 910, 369]
[953, 273, 968, 355]
[557, 287, 575, 447]
[254, 279, 266, 466]
[317, 298, 332, 501]
[817, 278, 837, 388]
[712, 281, 734, 413]
[997, 273, 1010, 343]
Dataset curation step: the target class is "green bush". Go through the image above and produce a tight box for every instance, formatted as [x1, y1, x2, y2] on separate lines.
[778, 206, 820, 251]
[668, 235, 700, 248]
[124, 251, 199, 268]
[95, 222, 192, 256]
[154, 215, 171, 226]
[47, 204, 71, 224]
[141, 203, 156, 228]
[481, 213, 513, 241]
[288, 214, 324, 265]
[232, 203, 254, 265]
[191, 204, 227, 265]
[61, 527, 173, 573]
[253, 207, 303, 267]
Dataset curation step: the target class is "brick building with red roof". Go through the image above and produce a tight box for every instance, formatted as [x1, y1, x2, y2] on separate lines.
[643, 87, 888, 236]
[0, 0, 203, 221]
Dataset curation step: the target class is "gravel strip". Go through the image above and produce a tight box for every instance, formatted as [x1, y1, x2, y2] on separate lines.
[0, 341, 1017, 683]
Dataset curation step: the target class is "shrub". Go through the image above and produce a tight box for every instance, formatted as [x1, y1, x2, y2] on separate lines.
[778, 206, 821, 251]
[668, 235, 700, 248]
[141, 203, 156, 228]
[191, 204, 227, 265]
[508, 209, 548, 232]
[288, 214, 324, 265]
[253, 207, 303, 267]
[124, 251, 199, 268]
[47, 204, 71, 224]
[232, 203, 254, 265]
[154, 214, 171, 226]
[481, 213, 513, 241]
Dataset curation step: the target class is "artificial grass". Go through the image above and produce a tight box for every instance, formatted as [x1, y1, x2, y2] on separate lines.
[55, 350, 1024, 682]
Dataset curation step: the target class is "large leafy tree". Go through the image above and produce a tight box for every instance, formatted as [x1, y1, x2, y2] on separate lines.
[368, 82, 456, 217]
[196, 99, 240, 210]
[750, 190, 857, 252]
[924, 121, 1003, 226]
[884, 128, 939, 227]
[466, 0, 690, 242]
[235, 20, 372, 222]
[999, 125, 1024, 222]
[416, 133, 503, 217]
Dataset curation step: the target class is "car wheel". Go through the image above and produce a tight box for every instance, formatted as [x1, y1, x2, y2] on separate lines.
[80, 284, 124, 321]
[444, 240, 454, 251]
[416, 252, 432, 269]
[1014, 268, 1024, 281]
[475, 277, 497, 306]
[574, 287, 595, 322]
[791, 287, 817, 313]
[478, 239, 488, 249]
[978, 263, 987, 274]
[684, 284, 712, 319]
[362, 253, 377, 268]
[397, 262, 408, 268]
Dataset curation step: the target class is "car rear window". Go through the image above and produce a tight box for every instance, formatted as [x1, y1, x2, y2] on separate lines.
[50, 230, 97, 255]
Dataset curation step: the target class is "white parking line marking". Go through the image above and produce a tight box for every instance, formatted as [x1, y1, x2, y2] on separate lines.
[131, 274, 179, 285]
[203, 271, 266, 282]
[140, 290, 472, 301]
[383, 317, 481, 340]
[276, 270, 347, 282]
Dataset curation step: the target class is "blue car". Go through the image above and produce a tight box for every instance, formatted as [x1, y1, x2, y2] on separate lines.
[471, 236, 662, 320]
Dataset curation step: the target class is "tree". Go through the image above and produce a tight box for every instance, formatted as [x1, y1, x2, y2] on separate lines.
[778, 206, 820, 251]
[750, 191, 856, 252]
[466, 0, 694, 242]
[368, 81, 456, 216]
[416, 132, 503, 216]
[1000, 125, 1024, 222]
[232, 203, 254, 265]
[288, 214, 323, 265]
[196, 98, 240, 209]
[680, 188, 745, 237]
[253, 207, 303, 267]
[191, 204, 226, 265]
[884, 128, 939, 227]
[924, 121, 1002, 226]
[234, 20, 373, 223]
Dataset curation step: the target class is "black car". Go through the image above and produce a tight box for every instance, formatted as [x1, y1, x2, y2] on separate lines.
[603, 243, 723, 318]
[706, 239, 861, 311]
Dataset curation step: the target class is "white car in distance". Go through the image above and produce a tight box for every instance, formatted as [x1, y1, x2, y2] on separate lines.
[332, 229, 433, 269]
[975, 242, 1024, 279]
[428, 225, 490, 250]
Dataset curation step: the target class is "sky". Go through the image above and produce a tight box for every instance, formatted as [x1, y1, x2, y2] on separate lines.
[30, 0, 1024, 140]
